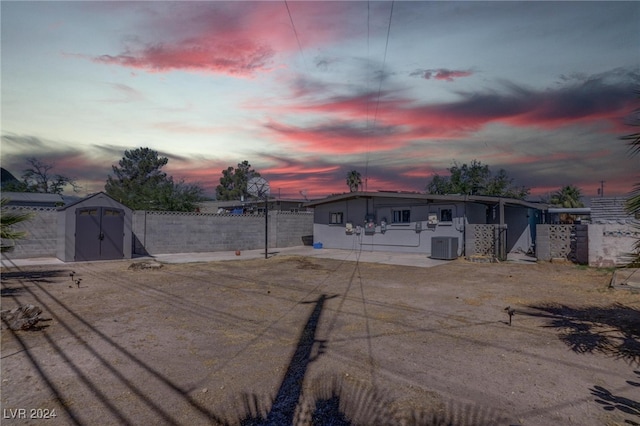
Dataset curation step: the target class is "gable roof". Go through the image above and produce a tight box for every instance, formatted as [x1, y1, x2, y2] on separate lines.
[57, 191, 131, 212]
[304, 191, 548, 210]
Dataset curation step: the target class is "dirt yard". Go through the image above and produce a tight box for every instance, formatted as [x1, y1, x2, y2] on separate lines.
[1, 256, 639, 425]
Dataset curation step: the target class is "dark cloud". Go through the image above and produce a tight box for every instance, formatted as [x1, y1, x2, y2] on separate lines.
[410, 68, 474, 82]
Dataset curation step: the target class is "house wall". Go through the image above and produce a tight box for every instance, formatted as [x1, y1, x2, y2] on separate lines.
[504, 206, 534, 254]
[1, 207, 58, 260]
[312, 198, 465, 255]
[132, 210, 313, 255]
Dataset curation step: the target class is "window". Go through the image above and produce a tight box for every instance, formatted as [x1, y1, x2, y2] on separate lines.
[392, 209, 411, 223]
[330, 212, 343, 224]
[440, 208, 453, 222]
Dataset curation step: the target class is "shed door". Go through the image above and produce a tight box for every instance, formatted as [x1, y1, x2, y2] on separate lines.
[75, 207, 124, 261]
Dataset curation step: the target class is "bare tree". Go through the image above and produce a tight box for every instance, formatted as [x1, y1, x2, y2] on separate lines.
[7, 158, 79, 194]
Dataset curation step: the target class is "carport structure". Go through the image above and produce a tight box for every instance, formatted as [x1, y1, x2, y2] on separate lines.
[56, 192, 132, 262]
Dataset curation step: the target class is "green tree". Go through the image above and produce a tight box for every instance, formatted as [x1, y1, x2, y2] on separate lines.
[426, 160, 529, 199]
[3, 158, 78, 194]
[105, 147, 204, 211]
[0, 198, 34, 252]
[215, 161, 260, 201]
[346, 170, 362, 192]
[549, 185, 585, 208]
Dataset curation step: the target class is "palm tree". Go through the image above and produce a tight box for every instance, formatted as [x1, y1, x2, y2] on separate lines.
[346, 170, 362, 192]
[622, 89, 640, 265]
[1, 198, 34, 253]
[550, 185, 584, 208]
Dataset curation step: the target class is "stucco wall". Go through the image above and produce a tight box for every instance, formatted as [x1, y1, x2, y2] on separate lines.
[312, 198, 465, 255]
[588, 223, 638, 267]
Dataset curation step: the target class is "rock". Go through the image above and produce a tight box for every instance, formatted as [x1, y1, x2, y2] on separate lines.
[128, 261, 163, 270]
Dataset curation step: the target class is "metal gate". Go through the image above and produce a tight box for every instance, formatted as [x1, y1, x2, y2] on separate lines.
[75, 207, 125, 261]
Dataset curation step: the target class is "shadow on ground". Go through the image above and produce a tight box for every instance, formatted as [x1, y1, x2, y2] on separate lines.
[227, 293, 507, 425]
[590, 370, 640, 426]
[2, 268, 509, 425]
[524, 303, 640, 366]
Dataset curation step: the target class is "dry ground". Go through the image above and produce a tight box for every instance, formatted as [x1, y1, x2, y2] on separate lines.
[1, 256, 639, 425]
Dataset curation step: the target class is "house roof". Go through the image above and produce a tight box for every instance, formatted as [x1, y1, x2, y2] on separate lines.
[2, 192, 65, 205]
[303, 191, 549, 210]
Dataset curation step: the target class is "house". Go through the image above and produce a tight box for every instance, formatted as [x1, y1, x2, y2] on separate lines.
[304, 191, 548, 260]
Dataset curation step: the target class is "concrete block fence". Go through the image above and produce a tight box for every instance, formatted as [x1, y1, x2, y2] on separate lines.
[0, 207, 59, 260]
[131, 210, 314, 255]
[1, 208, 313, 260]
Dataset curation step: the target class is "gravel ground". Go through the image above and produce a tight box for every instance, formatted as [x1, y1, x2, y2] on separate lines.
[1, 256, 639, 425]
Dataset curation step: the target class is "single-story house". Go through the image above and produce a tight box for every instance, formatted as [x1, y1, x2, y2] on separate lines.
[304, 191, 548, 260]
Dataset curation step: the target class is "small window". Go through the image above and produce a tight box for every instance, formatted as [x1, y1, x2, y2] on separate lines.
[440, 208, 453, 222]
[392, 209, 411, 223]
[104, 209, 121, 216]
[330, 212, 343, 224]
[79, 209, 98, 216]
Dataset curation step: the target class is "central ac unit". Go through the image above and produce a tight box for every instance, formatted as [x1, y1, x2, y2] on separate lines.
[431, 237, 458, 260]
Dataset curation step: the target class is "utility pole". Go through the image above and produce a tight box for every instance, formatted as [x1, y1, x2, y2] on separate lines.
[598, 180, 605, 197]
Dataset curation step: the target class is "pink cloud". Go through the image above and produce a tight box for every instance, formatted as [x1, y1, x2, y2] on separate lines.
[264, 119, 407, 155]
[93, 40, 274, 76]
[87, 2, 355, 77]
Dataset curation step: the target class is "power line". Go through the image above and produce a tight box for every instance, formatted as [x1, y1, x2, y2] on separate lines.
[284, 1, 305, 65]
[364, 1, 394, 192]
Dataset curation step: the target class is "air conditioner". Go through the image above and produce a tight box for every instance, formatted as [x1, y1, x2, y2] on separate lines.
[431, 237, 458, 260]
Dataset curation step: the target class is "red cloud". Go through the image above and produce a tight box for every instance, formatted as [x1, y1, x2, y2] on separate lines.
[264, 119, 407, 155]
[87, 2, 355, 77]
[276, 73, 637, 147]
[94, 39, 274, 76]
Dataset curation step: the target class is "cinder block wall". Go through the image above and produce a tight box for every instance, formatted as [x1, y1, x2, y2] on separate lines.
[132, 211, 313, 255]
[274, 211, 314, 247]
[2, 209, 313, 260]
[0, 207, 58, 260]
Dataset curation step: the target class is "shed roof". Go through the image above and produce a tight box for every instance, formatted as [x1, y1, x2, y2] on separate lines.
[57, 191, 131, 212]
[304, 191, 548, 210]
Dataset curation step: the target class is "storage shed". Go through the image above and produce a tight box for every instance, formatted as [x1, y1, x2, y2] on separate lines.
[57, 192, 132, 262]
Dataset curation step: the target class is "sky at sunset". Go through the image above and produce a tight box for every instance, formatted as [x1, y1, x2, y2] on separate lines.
[1, 1, 638, 201]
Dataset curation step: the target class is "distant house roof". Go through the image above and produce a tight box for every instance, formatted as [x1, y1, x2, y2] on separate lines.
[2, 192, 65, 207]
[198, 197, 313, 213]
[304, 191, 548, 210]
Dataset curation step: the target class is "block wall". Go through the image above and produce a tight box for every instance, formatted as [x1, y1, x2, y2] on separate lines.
[0, 207, 58, 260]
[132, 211, 313, 255]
